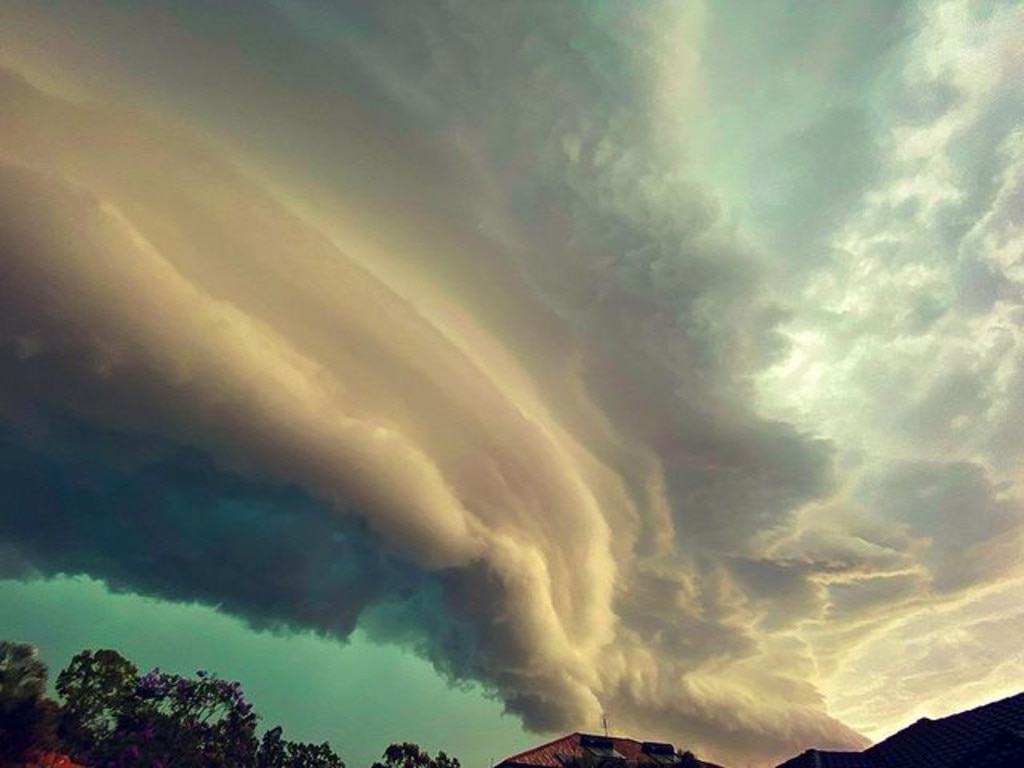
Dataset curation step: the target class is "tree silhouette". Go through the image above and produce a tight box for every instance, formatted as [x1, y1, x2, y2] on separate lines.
[53, 646, 346, 767]
[258, 724, 346, 768]
[0, 641, 59, 763]
[56, 648, 140, 757]
[371, 742, 460, 768]
[56, 650, 262, 767]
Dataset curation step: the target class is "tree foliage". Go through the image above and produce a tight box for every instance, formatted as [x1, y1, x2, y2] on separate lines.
[52, 647, 345, 768]
[121, 666, 260, 767]
[0, 641, 48, 702]
[371, 742, 460, 768]
[55, 650, 261, 767]
[56, 649, 140, 756]
[2, 641, 457, 768]
[0, 641, 59, 764]
[259, 727, 346, 768]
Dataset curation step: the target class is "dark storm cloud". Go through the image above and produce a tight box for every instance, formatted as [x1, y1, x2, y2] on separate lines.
[0, 420, 435, 639]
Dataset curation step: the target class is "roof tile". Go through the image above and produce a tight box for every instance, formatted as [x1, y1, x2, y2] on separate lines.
[497, 733, 722, 768]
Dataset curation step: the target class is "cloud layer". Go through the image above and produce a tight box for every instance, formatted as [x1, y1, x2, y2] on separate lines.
[1, 2, 1022, 765]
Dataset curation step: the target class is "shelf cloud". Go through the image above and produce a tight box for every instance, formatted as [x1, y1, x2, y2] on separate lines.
[1, 2, 1022, 765]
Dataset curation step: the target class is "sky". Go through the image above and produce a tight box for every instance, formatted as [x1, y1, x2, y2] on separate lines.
[0, 1, 1022, 767]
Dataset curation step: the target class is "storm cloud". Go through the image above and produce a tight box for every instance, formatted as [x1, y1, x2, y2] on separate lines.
[1, 2, 1022, 766]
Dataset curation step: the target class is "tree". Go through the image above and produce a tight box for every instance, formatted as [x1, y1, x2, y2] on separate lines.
[258, 724, 346, 768]
[371, 743, 460, 768]
[48, 645, 348, 768]
[56, 648, 140, 760]
[259, 727, 288, 768]
[0, 641, 48, 702]
[280, 739, 346, 768]
[124, 667, 260, 767]
[0, 641, 59, 764]
[56, 650, 259, 767]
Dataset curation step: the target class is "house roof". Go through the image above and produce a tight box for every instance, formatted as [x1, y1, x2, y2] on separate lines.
[496, 733, 723, 768]
[775, 749, 874, 768]
[865, 692, 1024, 768]
[951, 728, 1024, 768]
[775, 691, 1024, 768]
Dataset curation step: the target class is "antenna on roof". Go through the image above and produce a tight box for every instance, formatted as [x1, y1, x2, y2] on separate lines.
[602, 713, 609, 737]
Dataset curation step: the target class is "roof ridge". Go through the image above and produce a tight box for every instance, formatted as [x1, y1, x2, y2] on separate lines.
[869, 690, 1024, 749]
[599, 734, 645, 746]
[933, 691, 1024, 724]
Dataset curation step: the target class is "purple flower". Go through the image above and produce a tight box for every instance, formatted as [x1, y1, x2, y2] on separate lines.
[137, 669, 170, 697]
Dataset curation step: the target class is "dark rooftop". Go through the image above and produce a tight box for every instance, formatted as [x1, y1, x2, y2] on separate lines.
[775, 749, 874, 768]
[866, 692, 1024, 768]
[775, 691, 1024, 768]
